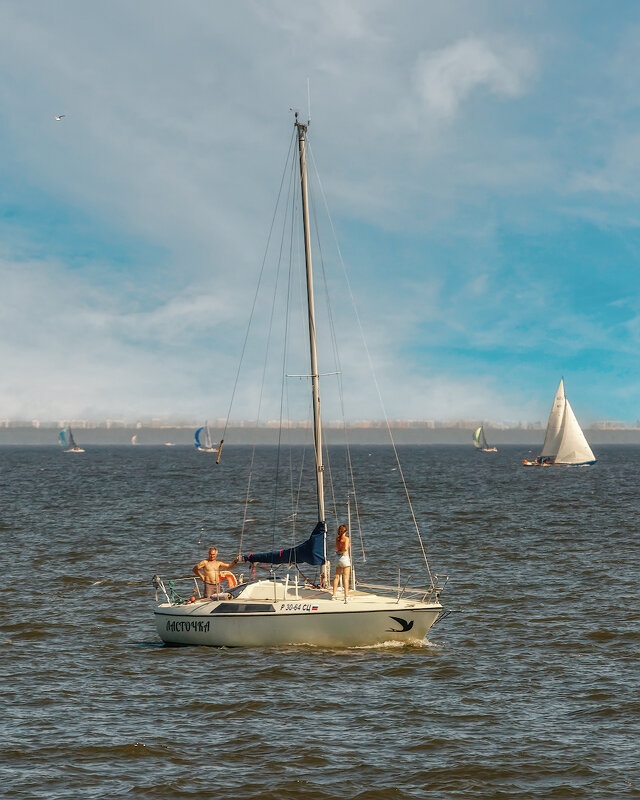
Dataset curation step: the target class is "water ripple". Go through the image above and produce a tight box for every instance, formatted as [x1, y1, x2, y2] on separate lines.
[0, 445, 638, 799]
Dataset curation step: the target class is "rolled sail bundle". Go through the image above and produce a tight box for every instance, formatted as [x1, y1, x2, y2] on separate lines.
[244, 521, 326, 565]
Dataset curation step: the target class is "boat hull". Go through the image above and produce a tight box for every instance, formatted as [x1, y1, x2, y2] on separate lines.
[154, 598, 441, 647]
[523, 459, 596, 467]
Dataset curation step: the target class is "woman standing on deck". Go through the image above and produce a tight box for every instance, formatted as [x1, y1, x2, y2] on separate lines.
[332, 524, 351, 601]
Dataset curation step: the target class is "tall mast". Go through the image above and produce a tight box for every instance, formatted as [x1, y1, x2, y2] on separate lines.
[295, 114, 325, 524]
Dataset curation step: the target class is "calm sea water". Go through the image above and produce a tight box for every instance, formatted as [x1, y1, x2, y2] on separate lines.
[1, 444, 638, 799]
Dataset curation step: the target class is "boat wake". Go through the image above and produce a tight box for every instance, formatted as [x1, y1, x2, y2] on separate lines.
[347, 637, 441, 650]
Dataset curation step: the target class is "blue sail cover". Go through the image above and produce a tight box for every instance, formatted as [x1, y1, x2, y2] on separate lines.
[194, 427, 204, 448]
[244, 521, 326, 566]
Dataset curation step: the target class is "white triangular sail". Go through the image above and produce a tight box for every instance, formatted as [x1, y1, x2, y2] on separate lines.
[203, 424, 213, 449]
[540, 379, 565, 458]
[555, 399, 595, 464]
[480, 427, 488, 449]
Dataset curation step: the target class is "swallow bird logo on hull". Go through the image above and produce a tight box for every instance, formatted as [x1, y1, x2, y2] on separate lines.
[387, 616, 414, 633]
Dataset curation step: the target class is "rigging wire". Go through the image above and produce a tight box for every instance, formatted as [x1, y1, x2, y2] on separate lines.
[300, 176, 341, 529]
[237, 128, 297, 555]
[271, 151, 299, 550]
[307, 142, 366, 561]
[219, 127, 297, 450]
[289, 221, 312, 547]
[307, 141, 434, 584]
[282, 215, 311, 553]
[223, 122, 434, 586]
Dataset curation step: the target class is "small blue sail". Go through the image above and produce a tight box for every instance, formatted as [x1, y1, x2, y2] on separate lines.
[58, 429, 67, 446]
[194, 427, 204, 449]
[244, 521, 326, 566]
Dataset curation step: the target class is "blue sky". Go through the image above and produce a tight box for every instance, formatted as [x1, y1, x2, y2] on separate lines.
[1, 0, 640, 425]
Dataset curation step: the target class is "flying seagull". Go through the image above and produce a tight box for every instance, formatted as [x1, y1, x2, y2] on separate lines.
[55, 114, 65, 121]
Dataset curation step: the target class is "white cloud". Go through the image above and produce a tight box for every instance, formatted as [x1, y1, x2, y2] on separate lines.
[414, 37, 535, 119]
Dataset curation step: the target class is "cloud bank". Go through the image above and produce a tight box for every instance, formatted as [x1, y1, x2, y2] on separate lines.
[0, 1, 639, 424]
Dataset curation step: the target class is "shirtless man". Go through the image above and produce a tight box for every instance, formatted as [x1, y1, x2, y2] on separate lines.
[193, 547, 239, 598]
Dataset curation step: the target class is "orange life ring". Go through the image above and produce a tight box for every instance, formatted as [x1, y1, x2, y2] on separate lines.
[218, 570, 237, 589]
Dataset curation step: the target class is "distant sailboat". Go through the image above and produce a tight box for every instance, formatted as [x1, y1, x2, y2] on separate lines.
[472, 425, 497, 453]
[58, 426, 85, 453]
[131, 435, 138, 446]
[194, 423, 217, 453]
[523, 379, 596, 466]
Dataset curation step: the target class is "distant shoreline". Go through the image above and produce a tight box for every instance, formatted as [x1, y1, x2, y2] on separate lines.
[1, 424, 639, 446]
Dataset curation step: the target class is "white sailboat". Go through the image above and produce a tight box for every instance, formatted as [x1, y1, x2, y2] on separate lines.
[194, 423, 217, 453]
[153, 115, 445, 647]
[472, 425, 497, 453]
[523, 379, 596, 466]
[131, 434, 138, 445]
[58, 426, 85, 453]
